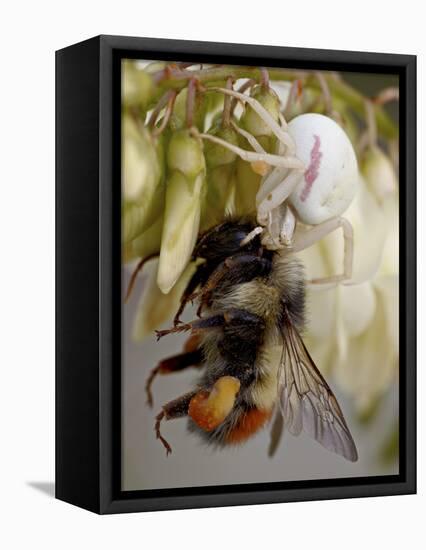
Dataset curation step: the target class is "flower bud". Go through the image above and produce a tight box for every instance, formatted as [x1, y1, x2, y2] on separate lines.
[235, 156, 261, 216]
[169, 88, 207, 131]
[122, 115, 163, 201]
[122, 60, 154, 110]
[240, 85, 281, 139]
[201, 164, 237, 229]
[198, 118, 242, 228]
[223, 173, 238, 218]
[204, 122, 239, 168]
[271, 81, 314, 121]
[123, 216, 163, 263]
[122, 115, 165, 244]
[167, 129, 205, 179]
[361, 146, 398, 204]
[158, 132, 206, 293]
[158, 172, 205, 293]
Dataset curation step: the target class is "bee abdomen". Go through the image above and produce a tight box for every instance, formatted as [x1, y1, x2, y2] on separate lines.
[224, 407, 272, 444]
[188, 403, 272, 446]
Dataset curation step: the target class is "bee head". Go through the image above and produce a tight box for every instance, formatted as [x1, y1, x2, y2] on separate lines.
[193, 219, 261, 263]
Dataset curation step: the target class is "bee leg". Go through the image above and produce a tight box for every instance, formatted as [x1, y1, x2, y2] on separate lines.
[189, 258, 230, 303]
[155, 313, 226, 340]
[196, 302, 204, 318]
[155, 391, 197, 455]
[146, 349, 204, 407]
[173, 263, 209, 326]
[154, 412, 172, 455]
[183, 333, 202, 353]
[188, 376, 241, 432]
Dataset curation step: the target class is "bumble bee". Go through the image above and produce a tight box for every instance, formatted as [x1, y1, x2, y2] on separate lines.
[150, 218, 358, 462]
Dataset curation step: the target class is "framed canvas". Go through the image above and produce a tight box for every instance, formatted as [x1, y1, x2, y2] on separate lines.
[56, 35, 416, 514]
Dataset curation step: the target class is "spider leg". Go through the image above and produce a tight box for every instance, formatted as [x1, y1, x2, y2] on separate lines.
[211, 86, 297, 155]
[193, 85, 304, 171]
[292, 216, 354, 286]
[230, 121, 272, 176]
[230, 120, 266, 153]
[256, 169, 303, 226]
[193, 130, 302, 169]
[260, 204, 296, 249]
[254, 107, 304, 222]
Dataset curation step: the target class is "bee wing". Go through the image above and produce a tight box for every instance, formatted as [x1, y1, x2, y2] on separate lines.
[278, 322, 358, 462]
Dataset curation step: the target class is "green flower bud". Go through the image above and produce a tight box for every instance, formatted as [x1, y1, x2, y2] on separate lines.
[169, 89, 187, 130]
[122, 115, 165, 244]
[122, 115, 162, 200]
[158, 170, 205, 293]
[198, 120, 241, 229]
[124, 216, 163, 263]
[235, 156, 261, 215]
[222, 172, 238, 217]
[204, 122, 239, 168]
[201, 163, 235, 230]
[158, 131, 206, 293]
[122, 60, 154, 110]
[167, 129, 205, 180]
[240, 85, 280, 138]
[122, 191, 163, 247]
[204, 91, 225, 118]
[284, 86, 317, 120]
[169, 88, 207, 131]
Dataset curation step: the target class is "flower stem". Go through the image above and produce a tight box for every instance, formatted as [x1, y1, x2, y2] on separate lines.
[222, 77, 234, 127]
[152, 65, 397, 140]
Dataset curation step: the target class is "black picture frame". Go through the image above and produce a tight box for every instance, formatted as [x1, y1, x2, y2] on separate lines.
[56, 35, 416, 514]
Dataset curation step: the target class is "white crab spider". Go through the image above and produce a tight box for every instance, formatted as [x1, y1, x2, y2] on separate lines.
[195, 87, 359, 286]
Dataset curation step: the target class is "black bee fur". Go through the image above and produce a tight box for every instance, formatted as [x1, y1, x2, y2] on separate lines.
[154, 218, 306, 449]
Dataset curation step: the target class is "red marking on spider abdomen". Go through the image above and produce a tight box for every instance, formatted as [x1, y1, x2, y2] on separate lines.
[225, 408, 272, 444]
[300, 134, 322, 202]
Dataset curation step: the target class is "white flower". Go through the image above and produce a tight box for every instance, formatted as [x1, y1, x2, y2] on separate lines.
[299, 173, 399, 413]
